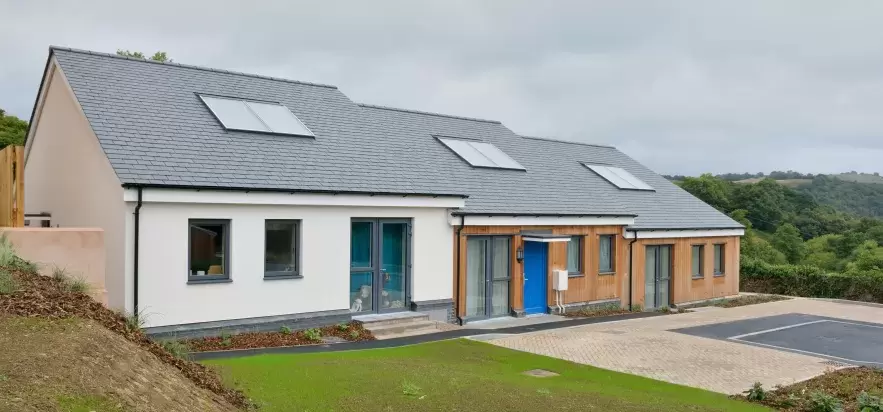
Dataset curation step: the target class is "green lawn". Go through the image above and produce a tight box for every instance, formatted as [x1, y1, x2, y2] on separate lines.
[206, 339, 768, 412]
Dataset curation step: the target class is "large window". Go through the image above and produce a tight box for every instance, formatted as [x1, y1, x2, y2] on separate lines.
[188, 219, 230, 282]
[692, 245, 704, 278]
[714, 244, 726, 276]
[265, 220, 299, 278]
[566, 235, 583, 275]
[599, 235, 615, 273]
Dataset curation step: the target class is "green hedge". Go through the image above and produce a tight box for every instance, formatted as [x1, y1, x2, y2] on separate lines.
[741, 256, 883, 303]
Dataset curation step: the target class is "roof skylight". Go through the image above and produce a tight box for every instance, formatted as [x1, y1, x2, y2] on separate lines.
[200, 95, 314, 137]
[583, 164, 654, 191]
[437, 137, 525, 170]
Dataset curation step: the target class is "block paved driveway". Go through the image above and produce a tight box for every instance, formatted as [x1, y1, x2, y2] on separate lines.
[488, 298, 883, 394]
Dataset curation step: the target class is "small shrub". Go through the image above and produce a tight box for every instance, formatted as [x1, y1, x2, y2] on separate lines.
[337, 323, 349, 331]
[279, 326, 292, 335]
[809, 391, 843, 412]
[220, 332, 233, 347]
[0, 269, 18, 295]
[401, 381, 422, 397]
[303, 328, 322, 341]
[159, 340, 191, 359]
[657, 306, 671, 313]
[0, 234, 17, 267]
[744, 382, 766, 402]
[349, 330, 360, 340]
[630, 304, 643, 312]
[859, 391, 883, 412]
[120, 309, 148, 333]
[65, 277, 90, 294]
[52, 265, 67, 281]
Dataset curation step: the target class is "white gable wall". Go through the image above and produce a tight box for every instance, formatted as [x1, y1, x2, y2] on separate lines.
[132, 201, 454, 328]
[23, 60, 128, 310]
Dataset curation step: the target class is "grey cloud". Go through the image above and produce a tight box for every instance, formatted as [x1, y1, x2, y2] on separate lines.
[2, 0, 882, 175]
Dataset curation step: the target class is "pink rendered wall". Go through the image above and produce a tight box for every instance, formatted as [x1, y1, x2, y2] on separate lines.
[1, 227, 106, 305]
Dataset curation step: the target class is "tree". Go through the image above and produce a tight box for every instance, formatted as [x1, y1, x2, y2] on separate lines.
[116, 49, 172, 63]
[772, 223, 806, 264]
[0, 108, 28, 149]
[732, 178, 789, 231]
[846, 240, 883, 273]
[679, 173, 732, 211]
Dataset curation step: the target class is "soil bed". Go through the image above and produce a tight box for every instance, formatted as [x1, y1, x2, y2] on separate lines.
[184, 323, 375, 352]
[0, 267, 250, 409]
[738, 367, 883, 411]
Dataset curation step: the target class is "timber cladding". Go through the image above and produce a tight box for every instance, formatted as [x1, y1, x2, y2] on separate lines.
[453, 226, 741, 318]
[626, 236, 741, 308]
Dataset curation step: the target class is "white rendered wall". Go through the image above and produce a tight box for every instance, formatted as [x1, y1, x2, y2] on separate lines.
[135, 202, 453, 327]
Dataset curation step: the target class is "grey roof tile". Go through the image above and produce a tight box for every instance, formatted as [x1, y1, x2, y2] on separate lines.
[50, 47, 739, 230]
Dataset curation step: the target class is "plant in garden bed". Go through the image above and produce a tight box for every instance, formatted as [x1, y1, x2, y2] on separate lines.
[563, 303, 630, 318]
[183, 322, 375, 352]
[740, 367, 883, 411]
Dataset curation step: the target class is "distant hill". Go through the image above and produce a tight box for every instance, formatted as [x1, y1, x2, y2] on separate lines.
[835, 172, 883, 184]
[663, 171, 883, 218]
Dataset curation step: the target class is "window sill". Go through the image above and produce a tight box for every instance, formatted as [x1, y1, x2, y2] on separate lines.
[187, 278, 232, 285]
[713, 273, 726, 278]
[264, 274, 303, 281]
[692, 275, 704, 280]
[598, 271, 616, 276]
[568, 273, 585, 278]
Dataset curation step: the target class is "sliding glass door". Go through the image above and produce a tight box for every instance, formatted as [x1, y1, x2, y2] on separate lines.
[350, 219, 410, 313]
[644, 245, 672, 309]
[465, 236, 511, 319]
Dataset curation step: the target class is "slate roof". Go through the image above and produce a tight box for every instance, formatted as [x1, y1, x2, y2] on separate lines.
[45, 47, 740, 229]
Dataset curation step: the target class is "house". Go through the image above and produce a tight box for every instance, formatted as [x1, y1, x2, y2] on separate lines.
[24, 47, 743, 336]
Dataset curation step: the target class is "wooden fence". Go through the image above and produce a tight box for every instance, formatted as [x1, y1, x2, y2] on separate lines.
[0, 145, 24, 227]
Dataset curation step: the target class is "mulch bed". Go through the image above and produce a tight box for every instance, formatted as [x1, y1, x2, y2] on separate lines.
[562, 307, 632, 318]
[184, 322, 375, 352]
[0, 267, 250, 409]
[738, 367, 883, 411]
[688, 294, 790, 309]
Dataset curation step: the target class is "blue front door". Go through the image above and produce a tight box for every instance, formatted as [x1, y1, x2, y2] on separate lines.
[523, 241, 548, 314]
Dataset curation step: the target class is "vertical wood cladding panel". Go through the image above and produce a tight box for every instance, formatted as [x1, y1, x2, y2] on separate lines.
[627, 236, 741, 308]
[453, 225, 741, 317]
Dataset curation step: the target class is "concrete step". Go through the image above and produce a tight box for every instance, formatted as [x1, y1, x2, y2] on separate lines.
[364, 320, 440, 340]
[353, 312, 429, 328]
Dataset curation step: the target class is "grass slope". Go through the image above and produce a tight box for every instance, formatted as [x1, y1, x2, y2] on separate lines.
[207, 339, 767, 412]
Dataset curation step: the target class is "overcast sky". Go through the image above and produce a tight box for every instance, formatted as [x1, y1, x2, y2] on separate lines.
[3, 1, 882, 175]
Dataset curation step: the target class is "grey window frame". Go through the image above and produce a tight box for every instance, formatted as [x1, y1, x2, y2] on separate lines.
[187, 219, 232, 284]
[567, 235, 584, 277]
[691, 244, 705, 279]
[598, 234, 615, 274]
[264, 219, 301, 280]
[713, 243, 726, 276]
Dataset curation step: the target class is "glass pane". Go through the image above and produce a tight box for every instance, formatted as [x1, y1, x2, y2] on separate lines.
[608, 167, 654, 190]
[566, 236, 580, 273]
[492, 237, 510, 279]
[351, 221, 373, 268]
[349, 271, 373, 312]
[587, 165, 635, 189]
[599, 235, 613, 272]
[246, 102, 314, 136]
[265, 221, 296, 275]
[658, 246, 671, 307]
[470, 142, 525, 170]
[691, 245, 702, 276]
[439, 138, 495, 167]
[659, 246, 671, 281]
[644, 246, 656, 309]
[714, 244, 724, 274]
[201, 96, 268, 131]
[466, 238, 488, 317]
[189, 221, 227, 277]
[491, 281, 509, 316]
[381, 223, 407, 310]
